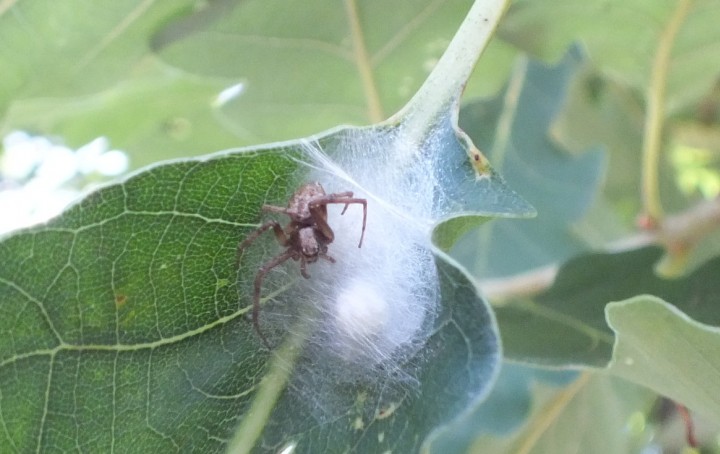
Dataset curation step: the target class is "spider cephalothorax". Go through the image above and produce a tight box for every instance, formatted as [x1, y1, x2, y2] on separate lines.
[237, 182, 367, 347]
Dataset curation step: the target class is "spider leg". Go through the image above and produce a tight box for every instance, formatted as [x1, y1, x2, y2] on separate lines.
[300, 259, 311, 279]
[252, 249, 294, 349]
[262, 204, 290, 215]
[311, 195, 367, 248]
[319, 252, 336, 263]
[308, 202, 334, 243]
[238, 221, 287, 250]
[327, 191, 353, 214]
[236, 221, 287, 267]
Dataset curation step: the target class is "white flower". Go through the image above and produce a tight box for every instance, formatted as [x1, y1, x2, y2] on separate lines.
[0, 131, 130, 234]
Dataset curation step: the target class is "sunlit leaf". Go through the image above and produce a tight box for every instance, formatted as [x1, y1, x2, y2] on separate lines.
[607, 296, 720, 424]
[0, 0, 520, 168]
[500, 0, 720, 110]
[0, 1, 196, 109]
[2, 68, 239, 169]
[156, 0, 518, 142]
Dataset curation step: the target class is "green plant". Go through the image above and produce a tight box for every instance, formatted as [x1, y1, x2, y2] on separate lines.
[1, 0, 719, 453]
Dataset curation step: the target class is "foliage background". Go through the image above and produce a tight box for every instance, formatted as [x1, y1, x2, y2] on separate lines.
[1, 0, 720, 452]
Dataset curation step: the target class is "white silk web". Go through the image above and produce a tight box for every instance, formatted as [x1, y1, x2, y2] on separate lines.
[255, 125, 449, 419]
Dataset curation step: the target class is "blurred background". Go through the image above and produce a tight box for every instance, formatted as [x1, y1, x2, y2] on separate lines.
[1, 0, 719, 452]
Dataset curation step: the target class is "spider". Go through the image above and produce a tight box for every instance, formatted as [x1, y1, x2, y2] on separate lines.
[237, 182, 367, 348]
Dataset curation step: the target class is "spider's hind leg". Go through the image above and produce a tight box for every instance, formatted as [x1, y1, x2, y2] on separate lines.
[300, 259, 311, 279]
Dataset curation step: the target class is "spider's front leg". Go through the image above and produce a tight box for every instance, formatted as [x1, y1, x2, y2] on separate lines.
[262, 204, 290, 215]
[310, 194, 368, 247]
[236, 220, 288, 266]
[331, 191, 354, 215]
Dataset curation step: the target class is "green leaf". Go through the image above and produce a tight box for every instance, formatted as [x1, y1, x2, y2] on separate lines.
[231, 257, 502, 454]
[2, 68, 240, 169]
[0, 0, 521, 168]
[0, 1, 535, 451]
[0, 1, 238, 169]
[0, 1, 196, 110]
[427, 363, 577, 453]
[453, 47, 606, 278]
[606, 296, 720, 424]
[496, 246, 720, 366]
[0, 122, 524, 452]
[156, 0, 519, 141]
[547, 65, 644, 217]
[466, 374, 654, 454]
[500, 0, 720, 110]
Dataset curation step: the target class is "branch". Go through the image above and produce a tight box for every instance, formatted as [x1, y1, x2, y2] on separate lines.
[479, 197, 720, 301]
[640, 0, 694, 221]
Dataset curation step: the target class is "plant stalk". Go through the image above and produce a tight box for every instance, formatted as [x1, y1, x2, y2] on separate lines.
[641, 0, 694, 221]
[392, 0, 511, 142]
[480, 197, 720, 301]
[225, 316, 311, 454]
[512, 372, 592, 454]
[345, 0, 385, 123]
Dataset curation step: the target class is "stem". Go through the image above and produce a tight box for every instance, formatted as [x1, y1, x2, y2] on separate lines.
[513, 372, 592, 454]
[345, 0, 384, 123]
[480, 197, 720, 301]
[225, 316, 312, 454]
[641, 0, 694, 221]
[676, 403, 698, 448]
[491, 58, 527, 174]
[392, 0, 511, 142]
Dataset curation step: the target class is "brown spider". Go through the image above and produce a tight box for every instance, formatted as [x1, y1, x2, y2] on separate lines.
[237, 182, 367, 348]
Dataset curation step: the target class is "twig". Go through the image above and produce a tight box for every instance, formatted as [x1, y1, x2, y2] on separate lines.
[640, 0, 694, 221]
[675, 403, 698, 448]
[479, 197, 720, 301]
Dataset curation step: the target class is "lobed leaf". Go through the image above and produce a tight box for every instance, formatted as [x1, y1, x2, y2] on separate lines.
[453, 47, 606, 278]
[0, 112, 532, 451]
